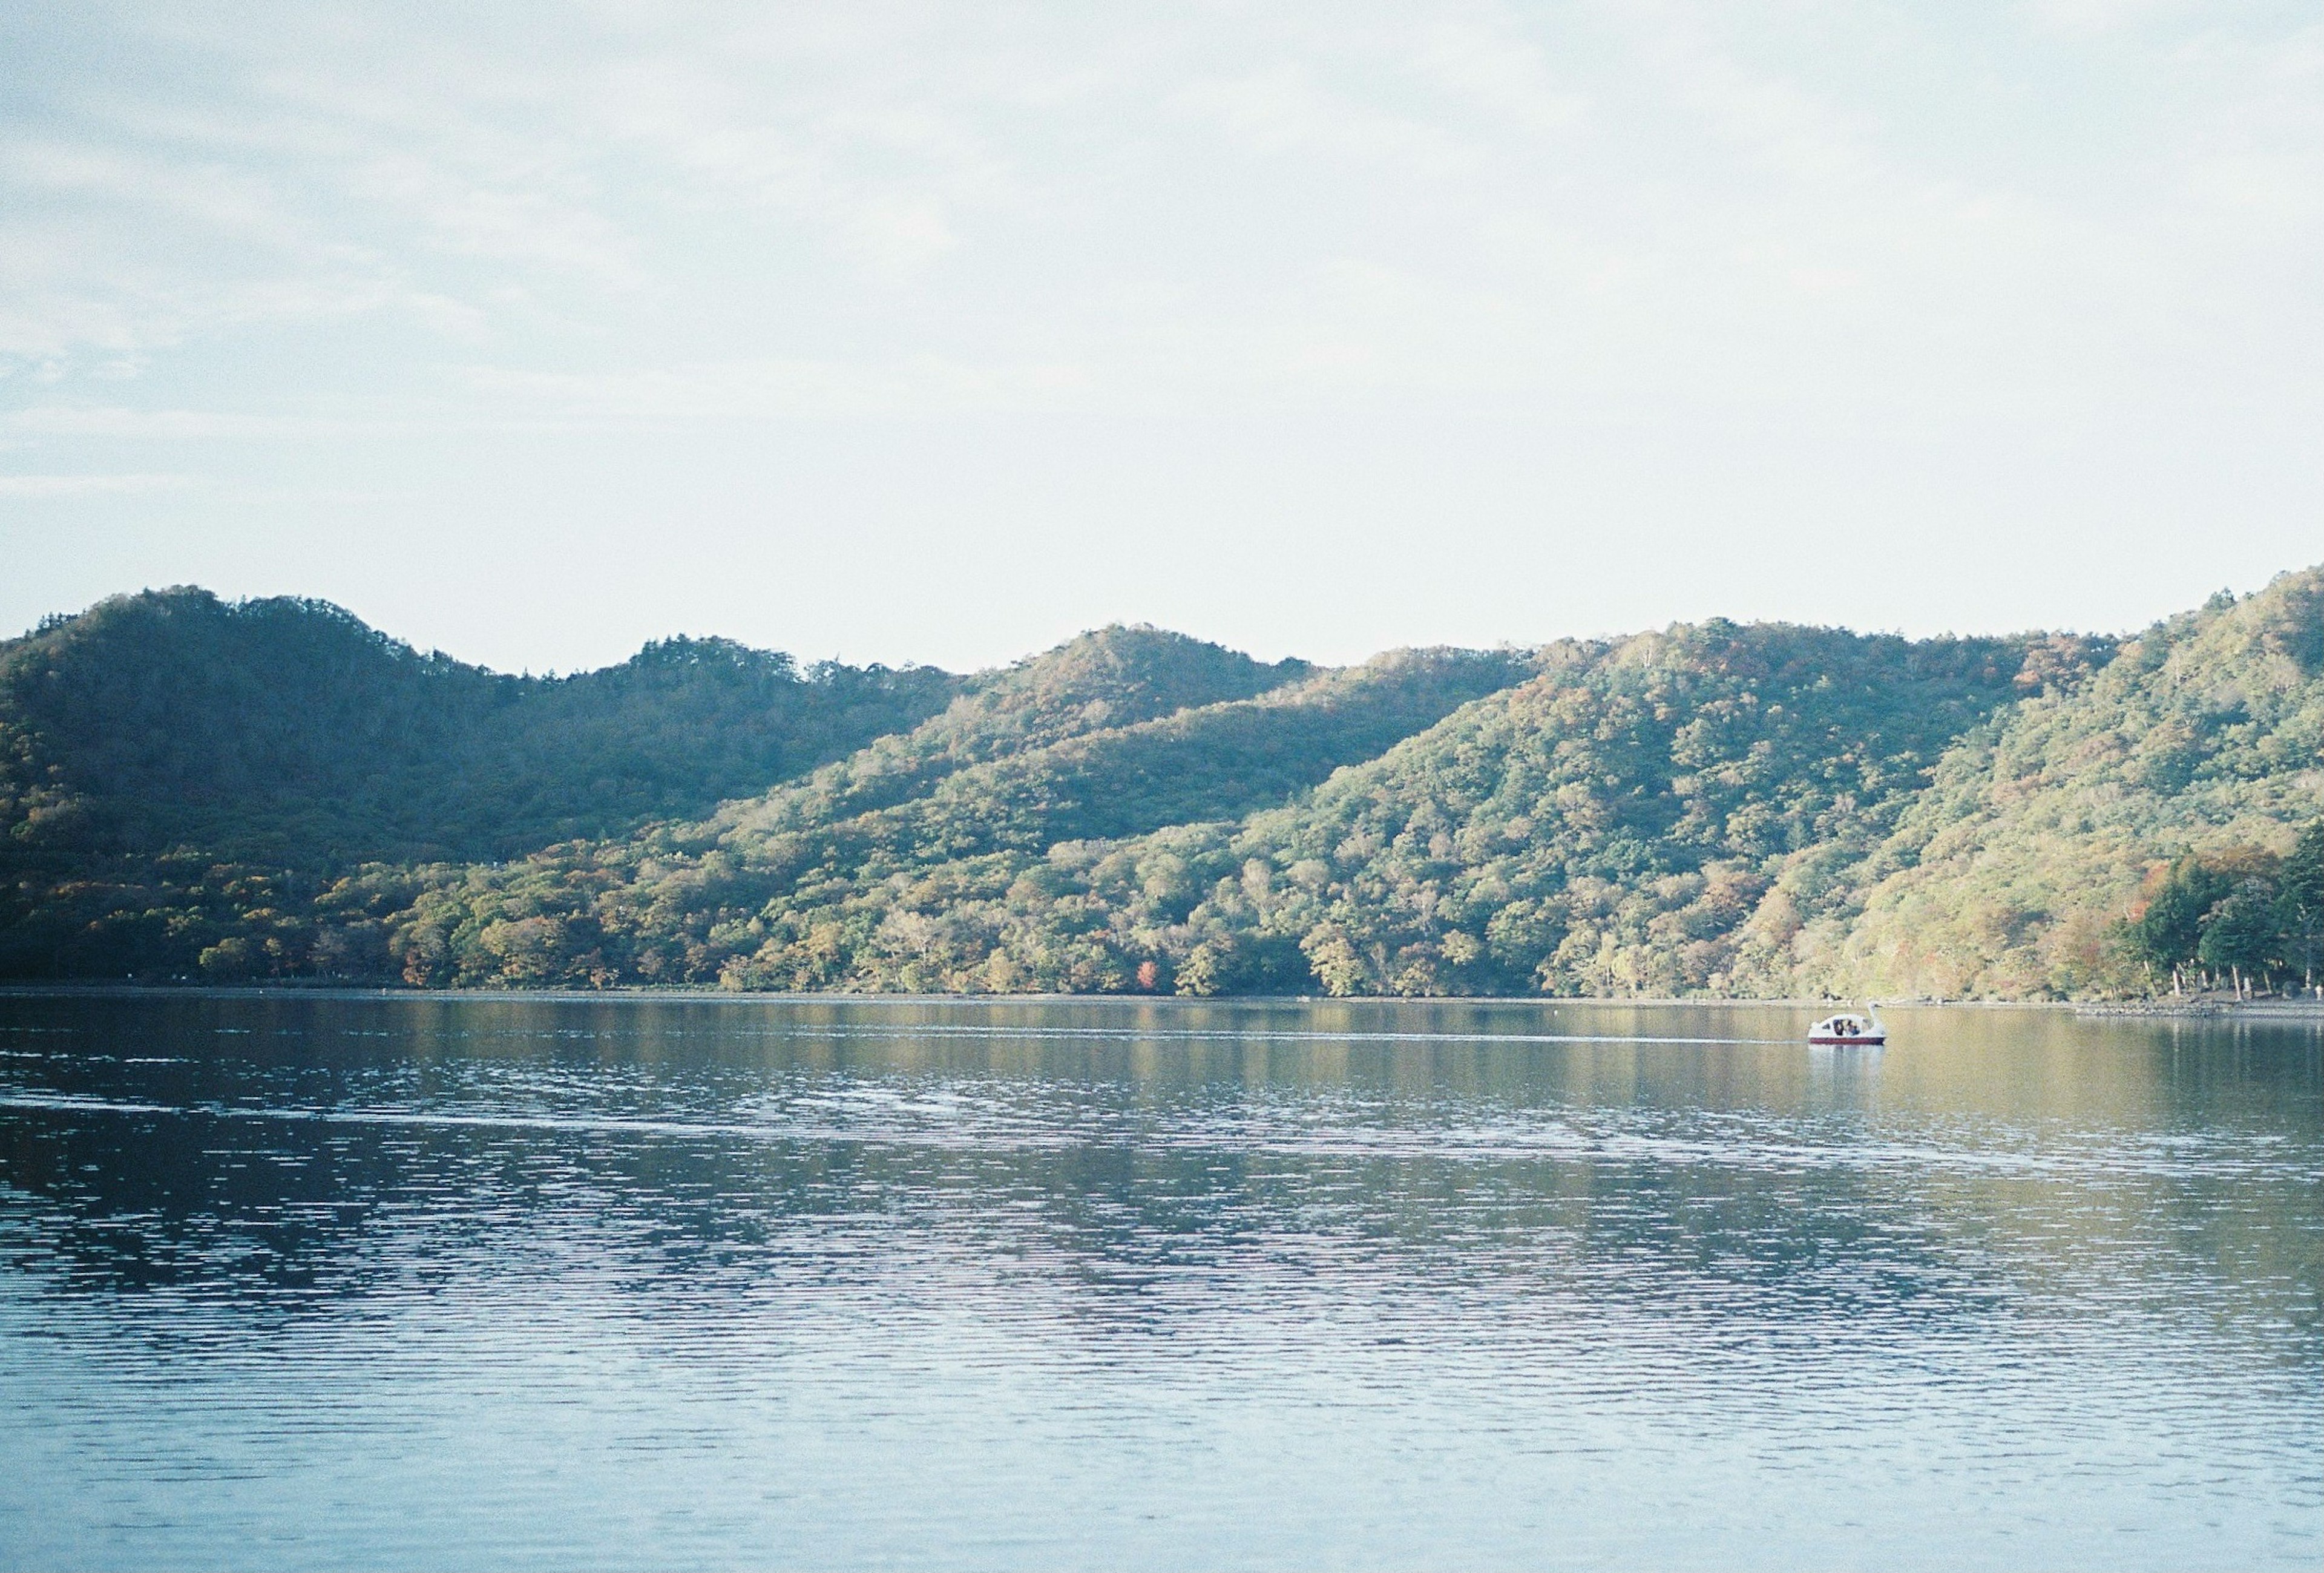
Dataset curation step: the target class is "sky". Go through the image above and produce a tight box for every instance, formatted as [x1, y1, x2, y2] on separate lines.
[1, 1, 2318, 676]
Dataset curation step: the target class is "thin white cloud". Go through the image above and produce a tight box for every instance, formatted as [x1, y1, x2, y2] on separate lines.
[1410, 19, 1589, 134]
[0, 471, 198, 495]
[1172, 65, 1475, 175]
[2027, 0, 2208, 37]
[461, 356, 1094, 422]
[3, 406, 390, 438]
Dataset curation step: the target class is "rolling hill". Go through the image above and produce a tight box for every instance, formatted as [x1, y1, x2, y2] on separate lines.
[4, 571, 2318, 997]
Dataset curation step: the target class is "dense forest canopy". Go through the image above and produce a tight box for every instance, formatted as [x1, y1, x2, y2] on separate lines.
[1, 588, 957, 866]
[4, 571, 2320, 997]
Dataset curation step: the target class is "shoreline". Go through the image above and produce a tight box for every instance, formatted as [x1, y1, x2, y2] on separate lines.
[2, 980, 2320, 1018]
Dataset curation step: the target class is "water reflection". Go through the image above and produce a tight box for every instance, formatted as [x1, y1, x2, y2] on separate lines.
[1, 993, 2318, 1570]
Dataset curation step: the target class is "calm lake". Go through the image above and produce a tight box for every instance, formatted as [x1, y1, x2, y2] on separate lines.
[0, 992, 2316, 1570]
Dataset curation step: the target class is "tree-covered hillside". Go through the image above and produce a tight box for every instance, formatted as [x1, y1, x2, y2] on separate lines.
[0, 588, 959, 867]
[0, 589, 956, 974]
[700, 623, 1316, 841]
[379, 642, 1536, 989]
[1134, 622, 2071, 999]
[3, 571, 2318, 997]
[1826, 569, 2324, 997]
[603, 620, 2050, 998]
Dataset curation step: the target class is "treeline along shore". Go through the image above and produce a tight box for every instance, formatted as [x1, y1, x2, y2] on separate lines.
[4, 568, 2321, 1000]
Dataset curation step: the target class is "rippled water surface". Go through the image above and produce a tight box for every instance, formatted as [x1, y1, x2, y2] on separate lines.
[1, 993, 2317, 1569]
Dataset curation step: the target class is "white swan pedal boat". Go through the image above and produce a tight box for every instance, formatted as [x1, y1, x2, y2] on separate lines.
[1808, 1007, 1886, 1046]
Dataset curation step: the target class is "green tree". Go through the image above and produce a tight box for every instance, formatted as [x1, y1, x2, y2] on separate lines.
[1302, 924, 1369, 996]
[2197, 878, 2282, 983]
[2275, 819, 2324, 987]
[2132, 858, 2234, 973]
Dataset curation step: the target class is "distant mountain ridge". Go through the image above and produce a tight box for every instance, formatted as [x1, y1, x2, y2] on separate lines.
[4, 571, 2319, 997]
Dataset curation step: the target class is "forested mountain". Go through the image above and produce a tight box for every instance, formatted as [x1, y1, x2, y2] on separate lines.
[0, 588, 955, 974]
[0, 588, 958, 866]
[4, 571, 2319, 997]
[382, 642, 1537, 989]
[672, 621, 2061, 997]
[1830, 571, 2324, 997]
[700, 624, 1317, 841]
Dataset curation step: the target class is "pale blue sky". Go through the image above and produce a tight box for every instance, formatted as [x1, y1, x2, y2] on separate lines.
[2, 2, 2317, 673]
